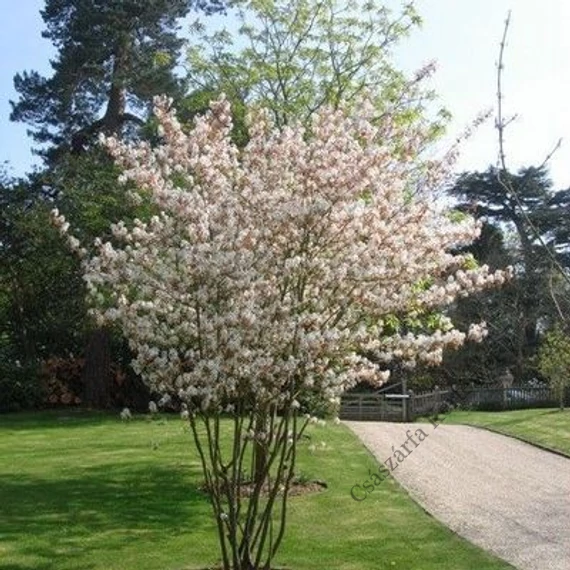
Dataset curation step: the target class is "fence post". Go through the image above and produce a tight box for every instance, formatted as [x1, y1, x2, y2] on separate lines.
[407, 390, 414, 422]
[434, 385, 440, 418]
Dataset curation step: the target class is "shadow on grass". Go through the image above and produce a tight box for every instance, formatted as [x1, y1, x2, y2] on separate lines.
[0, 409, 147, 431]
[0, 463, 212, 570]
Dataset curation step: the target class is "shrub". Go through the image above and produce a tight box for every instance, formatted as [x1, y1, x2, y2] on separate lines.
[0, 360, 44, 412]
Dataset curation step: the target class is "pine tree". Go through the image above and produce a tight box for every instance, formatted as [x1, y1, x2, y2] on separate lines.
[11, 0, 226, 162]
[9, 0, 226, 408]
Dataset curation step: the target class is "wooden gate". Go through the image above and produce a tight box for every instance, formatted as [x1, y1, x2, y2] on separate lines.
[339, 393, 409, 422]
[339, 388, 449, 422]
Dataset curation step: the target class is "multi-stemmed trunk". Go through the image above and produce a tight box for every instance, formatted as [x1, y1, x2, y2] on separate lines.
[189, 403, 307, 570]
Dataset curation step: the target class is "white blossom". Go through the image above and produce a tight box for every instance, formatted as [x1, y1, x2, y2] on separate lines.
[56, 95, 509, 414]
[120, 407, 132, 421]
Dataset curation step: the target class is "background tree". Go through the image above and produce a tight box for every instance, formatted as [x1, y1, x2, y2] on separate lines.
[0, 177, 86, 409]
[184, 0, 454, 406]
[7, 0, 227, 409]
[11, 0, 226, 162]
[186, 0, 448, 134]
[538, 325, 570, 410]
[446, 165, 570, 382]
[32, 150, 155, 408]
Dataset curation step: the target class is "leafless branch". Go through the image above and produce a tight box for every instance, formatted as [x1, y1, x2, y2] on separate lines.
[495, 11, 570, 291]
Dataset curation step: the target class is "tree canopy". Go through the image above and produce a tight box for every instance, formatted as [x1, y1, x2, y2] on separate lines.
[54, 93, 508, 569]
[10, 0, 226, 161]
[186, 0, 447, 134]
[439, 165, 570, 383]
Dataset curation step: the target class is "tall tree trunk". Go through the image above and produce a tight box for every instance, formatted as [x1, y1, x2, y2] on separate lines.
[82, 327, 111, 408]
[80, 41, 129, 405]
[102, 39, 129, 135]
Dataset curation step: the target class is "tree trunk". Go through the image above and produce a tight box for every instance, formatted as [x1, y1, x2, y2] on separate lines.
[79, 41, 128, 407]
[102, 40, 129, 135]
[82, 327, 111, 408]
[253, 410, 268, 486]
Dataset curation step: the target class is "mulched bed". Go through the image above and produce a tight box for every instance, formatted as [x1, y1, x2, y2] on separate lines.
[200, 478, 327, 497]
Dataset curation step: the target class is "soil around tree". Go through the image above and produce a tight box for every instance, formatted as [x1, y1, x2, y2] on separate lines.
[200, 478, 327, 498]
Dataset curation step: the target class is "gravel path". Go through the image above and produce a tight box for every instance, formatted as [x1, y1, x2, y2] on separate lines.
[345, 421, 570, 570]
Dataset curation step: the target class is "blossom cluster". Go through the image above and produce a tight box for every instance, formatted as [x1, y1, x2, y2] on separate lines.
[54, 95, 509, 410]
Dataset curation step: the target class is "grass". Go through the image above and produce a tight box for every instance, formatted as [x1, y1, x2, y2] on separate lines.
[0, 410, 515, 570]
[446, 407, 570, 456]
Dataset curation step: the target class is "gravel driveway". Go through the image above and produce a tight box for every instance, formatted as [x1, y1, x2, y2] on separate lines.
[345, 420, 570, 570]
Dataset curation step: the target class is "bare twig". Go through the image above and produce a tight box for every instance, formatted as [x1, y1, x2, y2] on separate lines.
[549, 271, 567, 322]
[495, 11, 570, 293]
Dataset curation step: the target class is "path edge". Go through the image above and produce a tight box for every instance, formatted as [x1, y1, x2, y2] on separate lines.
[461, 422, 570, 461]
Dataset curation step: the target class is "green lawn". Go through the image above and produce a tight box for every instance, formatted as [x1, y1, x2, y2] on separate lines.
[0, 410, 514, 570]
[446, 408, 570, 456]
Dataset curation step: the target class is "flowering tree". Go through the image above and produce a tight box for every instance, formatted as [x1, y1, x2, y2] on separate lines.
[54, 95, 509, 569]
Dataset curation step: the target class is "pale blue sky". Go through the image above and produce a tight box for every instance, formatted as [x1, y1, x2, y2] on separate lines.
[0, 0, 51, 177]
[393, 0, 570, 189]
[1, 1, 569, 188]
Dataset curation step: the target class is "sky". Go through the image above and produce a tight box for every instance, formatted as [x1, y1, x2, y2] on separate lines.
[1, 1, 569, 188]
[393, 0, 570, 189]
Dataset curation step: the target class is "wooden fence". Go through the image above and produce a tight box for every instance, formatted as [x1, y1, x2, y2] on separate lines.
[409, 388, 451, 418]
[460, 385, 570, 411]
[340, 385, 570, 421]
